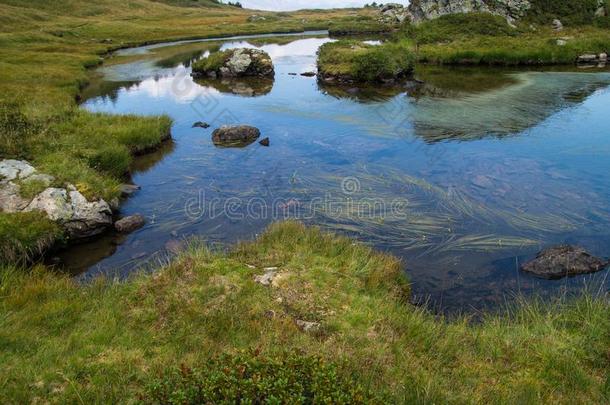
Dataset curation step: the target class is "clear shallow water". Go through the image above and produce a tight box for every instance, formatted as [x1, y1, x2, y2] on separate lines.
[69, 32, 610, 312]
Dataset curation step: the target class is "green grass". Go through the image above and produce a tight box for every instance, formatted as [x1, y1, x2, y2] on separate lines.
[317, 40, 414, 82]
[526, 0, 600, 25]
[328, 15, 391, 36]
[395, 13, 610, 66]
[0, 212, 63, 265]
[0, 222, 608, 403]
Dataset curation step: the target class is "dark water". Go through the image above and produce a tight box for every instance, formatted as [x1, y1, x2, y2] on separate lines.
[67, 31, 610, 312]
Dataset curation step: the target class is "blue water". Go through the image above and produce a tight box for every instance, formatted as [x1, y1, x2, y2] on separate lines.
[68, 32, 610, 312]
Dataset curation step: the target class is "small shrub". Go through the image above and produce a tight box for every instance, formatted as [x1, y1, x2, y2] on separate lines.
[141, 351, 379, 404]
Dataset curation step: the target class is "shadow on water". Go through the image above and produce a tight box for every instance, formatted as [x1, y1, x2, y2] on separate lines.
[63, 31, 610, 313]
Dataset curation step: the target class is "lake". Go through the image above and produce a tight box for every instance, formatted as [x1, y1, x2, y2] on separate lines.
[66, 31, 610, 313]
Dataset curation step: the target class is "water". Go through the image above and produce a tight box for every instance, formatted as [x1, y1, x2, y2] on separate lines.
[67, 32, 610, 312]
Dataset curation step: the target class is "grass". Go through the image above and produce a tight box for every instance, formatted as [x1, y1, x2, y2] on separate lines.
[317, 40, 414, 82]
[0, 221, 608, 403]
[397, 13, 610, 66]
[0, 212, 63, 265]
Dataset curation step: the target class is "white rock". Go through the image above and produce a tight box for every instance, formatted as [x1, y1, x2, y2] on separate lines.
[0, 181, 30, 212]
[0, 159, 36, 181]
[26, 188, 73, 222]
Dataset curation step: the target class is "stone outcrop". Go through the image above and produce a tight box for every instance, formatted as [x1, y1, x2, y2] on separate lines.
[0, 159, 112, 239]
[521, 245, 609, 279]
[378, 3, 412, 24]
[192, 48, 274, 79]
[407, 0, 531, 24]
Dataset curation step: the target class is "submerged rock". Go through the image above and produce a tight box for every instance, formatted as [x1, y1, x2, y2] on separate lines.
[521, 245, 609, 279]
[212, 125, 261, 147]
[114, 214, 146, 233]
[119, 183, 141, 197]
[192, 48, 274, 79]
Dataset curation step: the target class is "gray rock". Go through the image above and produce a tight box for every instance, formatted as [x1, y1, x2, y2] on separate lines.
[0, 181, 30, 212]
[521, 245, 609, 279]
[0, 159, 36, 181]
[119, 183, 141, 196]
[577, 54, 600, 64]
[114, 214, 146, 233]
[295, 320, 321, 332]
[552, 18, 563, 31]
[408, 0, 531, 24]
[556, 39, 567, 46]
[254, 269, 278, 286]
[212, 125, 261, 147]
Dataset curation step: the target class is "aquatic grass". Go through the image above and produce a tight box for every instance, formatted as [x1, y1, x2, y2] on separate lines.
[0, 221, 608, 402]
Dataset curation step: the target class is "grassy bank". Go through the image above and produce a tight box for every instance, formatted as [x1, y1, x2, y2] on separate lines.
[0, 0, 368, 258]
[404, 13, 610, 65]
[0, 222, 608, 402]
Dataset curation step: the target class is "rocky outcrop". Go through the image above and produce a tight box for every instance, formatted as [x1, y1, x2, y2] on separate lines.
[407, 0, 531, 24]
[521, 245, 609, 279]
[192, 48, 274, 79]
[212, 125, 261, 147]
[0, 159, 112, 239]
[378, 3, 413, 24]
[577, 52, 607, 67]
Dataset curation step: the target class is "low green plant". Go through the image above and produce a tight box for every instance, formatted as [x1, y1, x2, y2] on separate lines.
[142, 351, 379, 404]
[412, 13, 518, 44]
[526, 0, 600, 25]
[192, 49, 231, 74]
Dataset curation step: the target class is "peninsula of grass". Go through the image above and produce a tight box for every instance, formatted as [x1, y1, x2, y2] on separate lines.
[317, 40, 414, 83]
[0, 222, 608, 403]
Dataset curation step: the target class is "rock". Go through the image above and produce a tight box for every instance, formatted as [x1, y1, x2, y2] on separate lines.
[192, 121, 210, 129]
[288, 72, 297, 76]
[212, 125, 261, 147]
[119, 183, 141, 196]
[295, 320, 321, 332]
[254, 269, 277, 286]
[247, 14, 267, 22]
[192, 48, 274, 79]
[556, 39, 567, 46]
[595, 0, 607, 17]
[577, 54, 600, 64]
[114, 214, 146, 233]
[407, 0, 531, 24]
[378, 3, 412, 24]
[600, 53, 608, 62]
[259, 137, 270, 146]
[25, 186, 112, 239]
[552, 19, 563, 31]
[0, 159, 36, 181]
[0, 181, 30, 212]
[521, 245, 609, 279]
[300, 71, 316, 77]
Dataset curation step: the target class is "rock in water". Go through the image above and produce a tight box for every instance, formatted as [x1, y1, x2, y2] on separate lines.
[192, 48, 274, 79]
[521, 245, 609, 279]
[114, 214, 146, 233]
[212, 125, 261, 147]
[259, 137, 270, 146]
[192, 121, 210, 129]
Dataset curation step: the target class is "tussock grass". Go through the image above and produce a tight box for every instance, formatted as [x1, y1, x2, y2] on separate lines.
[0, 212, 63, 265]
[0, 222, 608, 402]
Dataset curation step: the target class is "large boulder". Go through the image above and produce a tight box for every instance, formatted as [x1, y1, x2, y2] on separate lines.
[212, 125, 261, 147]
[378, 3, 413, 24]
[408, 0, 531, 24]
[192, 48, 274, 79]
[521, 245, 609, 279]
[0, 159, 113, 240]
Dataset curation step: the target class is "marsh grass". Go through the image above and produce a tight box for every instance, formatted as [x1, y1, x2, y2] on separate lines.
[0, 222, 608, 403]
[0, 212, 63, 265]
